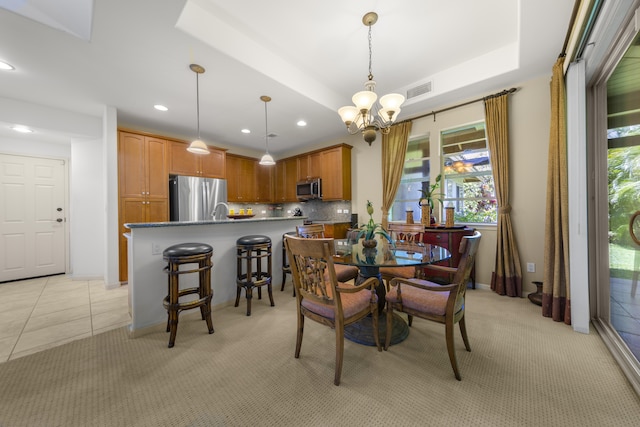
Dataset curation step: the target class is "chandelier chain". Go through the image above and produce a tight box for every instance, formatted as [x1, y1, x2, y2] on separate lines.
[367, 24, 373, 81]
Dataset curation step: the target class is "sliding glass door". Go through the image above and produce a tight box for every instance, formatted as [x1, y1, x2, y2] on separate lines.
[606, 28, 640, 360]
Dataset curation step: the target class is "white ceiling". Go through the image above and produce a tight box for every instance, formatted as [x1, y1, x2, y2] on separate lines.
[0, 0, 576, 156]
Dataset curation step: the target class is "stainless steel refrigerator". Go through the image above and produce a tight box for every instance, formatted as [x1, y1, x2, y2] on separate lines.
[169, 175, 228, 221]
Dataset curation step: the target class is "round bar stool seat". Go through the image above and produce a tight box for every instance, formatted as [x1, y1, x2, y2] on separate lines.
[236, 235, 273, 316]
[163, 242, 214, 348]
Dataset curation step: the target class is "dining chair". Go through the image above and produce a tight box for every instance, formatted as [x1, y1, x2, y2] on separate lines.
[384, 231, 481, 380]
[296, 224, 360, 283]
[379, 223, 426, 289]
[284, 235, 381, 385]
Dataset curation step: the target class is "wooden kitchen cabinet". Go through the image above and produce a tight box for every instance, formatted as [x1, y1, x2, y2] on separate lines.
[255, 161, 273, 203]
[118, 130, 170, 282]
[274, 157, 298, 202]
[118, 198, 168, 281]
[297, 151, 321, 180]
[421, 226, 475, 287]
[227, 154, 256, 202]
[322, 222, 350, 239]
[168, 141, 226, 178]
[320, 144, 352, 200]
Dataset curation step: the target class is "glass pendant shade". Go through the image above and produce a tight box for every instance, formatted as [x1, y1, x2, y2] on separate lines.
[259, 153, 275, 165]
[338, 106, 358, 125]
[187, 139, 209, 154]
[352, 90, 377, 111]
[379, 93, 405, 109]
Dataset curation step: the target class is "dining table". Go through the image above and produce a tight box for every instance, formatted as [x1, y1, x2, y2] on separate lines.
[332, 237, 451, 346]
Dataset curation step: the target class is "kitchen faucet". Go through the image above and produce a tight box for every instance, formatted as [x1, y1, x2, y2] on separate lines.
[212, 202, 229, 220]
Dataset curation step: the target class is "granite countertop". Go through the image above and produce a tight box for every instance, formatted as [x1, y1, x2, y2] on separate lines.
[125, 216, 307, 229]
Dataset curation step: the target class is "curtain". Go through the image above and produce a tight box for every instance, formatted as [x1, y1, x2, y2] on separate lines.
[381, 122, 412, 229]
[485, 93, 523, 297]
[542, 57, 571, 324]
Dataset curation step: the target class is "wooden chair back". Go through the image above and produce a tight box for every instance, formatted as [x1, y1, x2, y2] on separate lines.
[285, 235, 340, 308]
[296, 224, 325, 238]
[387, 223, 424, 244]
[451, 231, 482, 299]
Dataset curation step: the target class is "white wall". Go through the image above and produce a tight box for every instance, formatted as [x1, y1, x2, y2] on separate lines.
[69, 138, 104, 279]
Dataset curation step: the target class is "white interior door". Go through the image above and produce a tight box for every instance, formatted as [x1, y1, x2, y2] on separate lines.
[0, 154, 67, 282]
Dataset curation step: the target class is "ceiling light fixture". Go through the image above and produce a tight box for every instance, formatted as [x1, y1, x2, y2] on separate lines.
[338, 12, 405, 146]
[11, 125, 33, 133]
[259, 96, 275, 166]
[187, 64, 210, 155]
[0, 60, 14, 71]
[154, 104, 168, 111]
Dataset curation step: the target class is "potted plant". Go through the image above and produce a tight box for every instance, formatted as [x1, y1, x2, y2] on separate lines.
[357, 200, 391, 247]
[418, 174, 442, 225]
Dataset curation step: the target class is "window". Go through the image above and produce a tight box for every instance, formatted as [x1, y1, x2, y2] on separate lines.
[390, 136, 431, 221]
[441, 122, 497, 224]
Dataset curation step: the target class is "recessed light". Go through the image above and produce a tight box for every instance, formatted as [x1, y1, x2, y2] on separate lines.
[297, 120, 307, 127]
[11, 125, 33, 133]
[154, 104, 168, 111]
[241, 129, 251, 134]
[0, 61, 15, 71]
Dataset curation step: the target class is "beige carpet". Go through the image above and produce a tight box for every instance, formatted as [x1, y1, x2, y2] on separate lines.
[0, 288, 638, 426]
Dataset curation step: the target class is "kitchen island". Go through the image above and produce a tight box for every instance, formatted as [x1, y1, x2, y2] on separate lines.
[124, 217, 305, 336]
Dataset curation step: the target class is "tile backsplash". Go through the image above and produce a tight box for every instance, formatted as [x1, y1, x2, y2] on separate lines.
[229, 199, 353, 223]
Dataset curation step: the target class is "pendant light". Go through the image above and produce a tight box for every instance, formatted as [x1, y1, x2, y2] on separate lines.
[187, 63, 210, 155]
[259, 95, 275, 165]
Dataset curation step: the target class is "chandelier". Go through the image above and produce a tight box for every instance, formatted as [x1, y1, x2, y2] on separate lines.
[338, 12, 405, 146]
[258, 95, 275, 165]
[187, 63, 210, 155]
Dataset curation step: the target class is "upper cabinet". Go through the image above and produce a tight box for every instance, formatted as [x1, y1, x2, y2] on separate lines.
[297, 151, 321, 180]
[319, 144, 352, 200]
[168, 141, 226, 178]
[255, 161, 274, 203]
[118, 131, 168, 199]
[227, 154, 256, 202]
[274, 157, 298, 202]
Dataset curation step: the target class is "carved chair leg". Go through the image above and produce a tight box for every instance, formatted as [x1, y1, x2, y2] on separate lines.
[334, 325, 345, 386]
[445, 320, 461, 381]
[459, 316, 471, 352]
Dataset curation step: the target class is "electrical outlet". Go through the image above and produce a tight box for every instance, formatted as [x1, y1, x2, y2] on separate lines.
[337, 209, 343, 213]
[261, 210, 266, 214]
[344, 209, 349, 214]
[527, 262, 535, 273]
[152, 242, 162, 255]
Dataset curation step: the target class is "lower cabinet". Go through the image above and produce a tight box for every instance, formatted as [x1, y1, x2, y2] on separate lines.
[322, 222, 351, 239]
[118, 198, 168, 282]
[421, 227, 475, 287]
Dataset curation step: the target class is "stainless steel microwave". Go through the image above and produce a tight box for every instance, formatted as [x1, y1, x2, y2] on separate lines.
[296, 178, 321, 200]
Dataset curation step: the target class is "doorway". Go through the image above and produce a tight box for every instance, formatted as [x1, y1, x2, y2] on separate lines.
[0, 154, 68, 282]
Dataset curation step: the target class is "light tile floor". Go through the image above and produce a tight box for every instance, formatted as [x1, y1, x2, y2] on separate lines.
[0, 274, 130, 363]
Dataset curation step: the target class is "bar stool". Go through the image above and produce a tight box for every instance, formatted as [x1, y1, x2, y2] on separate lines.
[235, 235, 273, 316]
[162, 243, 214, 348]
[282, 231, 297, 296]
